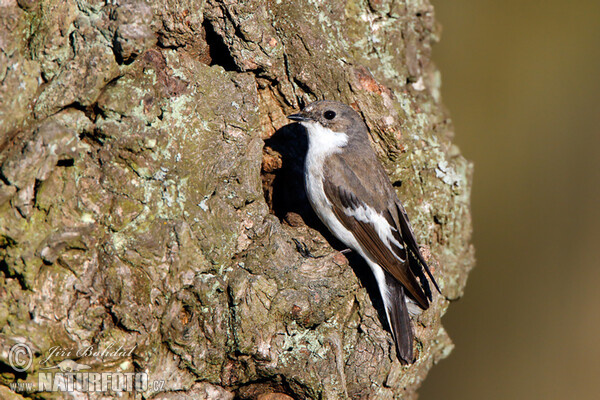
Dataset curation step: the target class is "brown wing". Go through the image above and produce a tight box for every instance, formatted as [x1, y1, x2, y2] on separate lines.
[323, 181, 430, 309]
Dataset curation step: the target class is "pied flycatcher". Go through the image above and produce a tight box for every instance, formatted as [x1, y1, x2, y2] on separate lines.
[287, 100, 440, 364]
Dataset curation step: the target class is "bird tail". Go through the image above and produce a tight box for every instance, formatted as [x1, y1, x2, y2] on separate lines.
[383, 270, 415, 364]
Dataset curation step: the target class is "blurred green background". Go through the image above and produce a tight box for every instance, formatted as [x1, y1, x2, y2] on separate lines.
[421, 1, 600, 399]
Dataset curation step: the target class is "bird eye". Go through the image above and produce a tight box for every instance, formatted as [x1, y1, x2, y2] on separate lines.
[324, 110, 336, 120]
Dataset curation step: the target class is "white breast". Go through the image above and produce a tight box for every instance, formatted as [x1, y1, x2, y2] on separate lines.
[301, 122, 352, 241]
[300, 121, 395, 314]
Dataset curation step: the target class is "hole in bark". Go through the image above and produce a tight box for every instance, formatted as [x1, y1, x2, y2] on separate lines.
[57, 158, 74, 167]
[203, 19, 238, 71]
[234, 378, 302, 400]
[69, 101, 102, 123]
[292, 77, 315, 97]
[261, 123, 320, 227]
[392, 180, 402, 188]
[79, 125, 108, 146]
[0, 259, 27, 291]
[0, 234, 16, 249]
[0, 359, 28, 381]
[32, 178, 42, 208]
[0, 170, 10, 186]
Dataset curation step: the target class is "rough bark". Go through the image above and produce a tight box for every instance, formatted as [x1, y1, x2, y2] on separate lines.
[0, 0, 474, 399]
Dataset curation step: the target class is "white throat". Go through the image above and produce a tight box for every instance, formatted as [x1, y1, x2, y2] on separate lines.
[302, 121, 348, 233]
[302, 121, 348, 209]
[301, 121, 349, 160]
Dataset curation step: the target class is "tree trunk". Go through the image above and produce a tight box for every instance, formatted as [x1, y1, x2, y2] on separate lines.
[0, 0, 474, 399]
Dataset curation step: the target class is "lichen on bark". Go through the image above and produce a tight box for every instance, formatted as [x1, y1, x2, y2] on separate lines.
[0, 0, 474, 399]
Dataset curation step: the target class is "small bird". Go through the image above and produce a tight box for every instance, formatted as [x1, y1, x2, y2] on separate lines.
[288, 100, 440, 364]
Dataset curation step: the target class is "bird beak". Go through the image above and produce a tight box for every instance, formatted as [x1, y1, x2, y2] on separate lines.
[287, 112, 311, 122]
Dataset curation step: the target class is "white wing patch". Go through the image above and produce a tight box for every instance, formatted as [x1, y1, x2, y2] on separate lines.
[343, 204, 406, 262]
